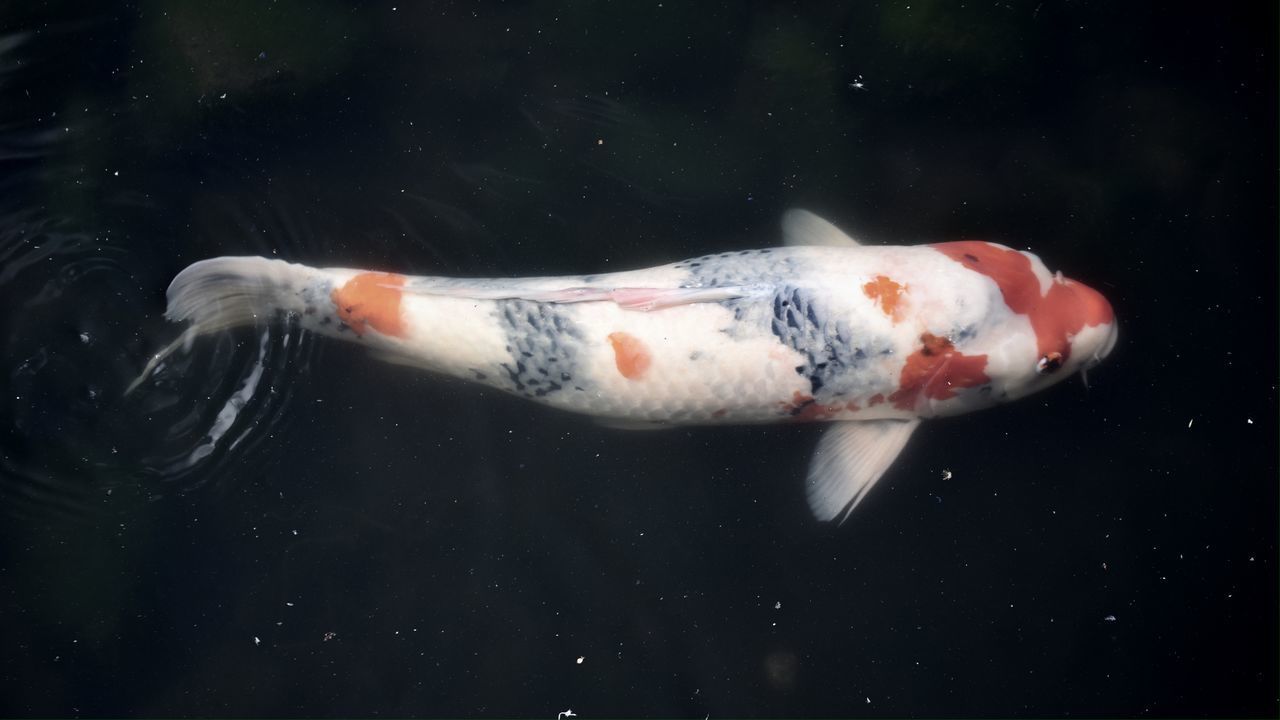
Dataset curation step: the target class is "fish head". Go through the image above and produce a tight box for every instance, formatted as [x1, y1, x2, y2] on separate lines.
[993, 272, 1117, 403]
[931, 241, 1117, 406]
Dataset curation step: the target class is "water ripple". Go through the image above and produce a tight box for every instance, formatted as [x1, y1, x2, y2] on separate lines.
[0, 207, 317, 524]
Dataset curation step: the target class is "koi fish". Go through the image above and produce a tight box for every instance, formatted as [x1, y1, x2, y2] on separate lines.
[151, 210, 1117, 522]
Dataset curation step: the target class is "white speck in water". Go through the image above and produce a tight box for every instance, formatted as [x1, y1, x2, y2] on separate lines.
[774, 601, 781, 610]
[941, 469, 952, 480]
[1187, 418, 1194, 428]
[575, 656, 584, 664]
[1104, 615, 1117, 622]
[78, 332, 89, 344]
[253, 636, 260, 646]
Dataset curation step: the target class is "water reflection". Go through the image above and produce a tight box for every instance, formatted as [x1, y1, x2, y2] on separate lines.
[0, 215, 314, 521]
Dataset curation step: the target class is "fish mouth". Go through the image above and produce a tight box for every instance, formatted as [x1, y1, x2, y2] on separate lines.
[1078, 323, 1118, 389]
[1097, 322, 1119, 360]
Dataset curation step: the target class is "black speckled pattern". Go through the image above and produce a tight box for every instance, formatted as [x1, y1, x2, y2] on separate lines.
[495, 299, 585, 398]
[768, 285, 891, 399]
[672, 249, 789, 286]
[298, 279, 339, 331]
[675, 250, 801, 326]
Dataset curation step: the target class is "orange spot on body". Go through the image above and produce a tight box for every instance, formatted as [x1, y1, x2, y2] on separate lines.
[781, 390, 847, 422]
[932, 242, 1114, 361]
[889, 333, 990, 411]
[868, 393, 885, 406]
[779, 391, 813, 413]
[863, 274, 906, 320]
[331, 272, 408, 338]
[607, 332, 651, 380]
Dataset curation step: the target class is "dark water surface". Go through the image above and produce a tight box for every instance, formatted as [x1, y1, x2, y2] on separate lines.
[1, 3, 1276, 716]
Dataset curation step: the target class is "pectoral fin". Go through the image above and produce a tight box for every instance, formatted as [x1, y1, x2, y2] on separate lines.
[594, 418, 673, 431]
[781, 209, 863, 247]
[806, 419, 919, 523]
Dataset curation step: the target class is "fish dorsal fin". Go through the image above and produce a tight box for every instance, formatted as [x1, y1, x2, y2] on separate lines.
[781, 209, 862, 247]
[806, 418, 919, 523]
[398, 283, 759, 311]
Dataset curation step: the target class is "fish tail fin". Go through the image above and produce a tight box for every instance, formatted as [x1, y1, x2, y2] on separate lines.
[165, 256, 317, 332]
[126, 257, 319, 395]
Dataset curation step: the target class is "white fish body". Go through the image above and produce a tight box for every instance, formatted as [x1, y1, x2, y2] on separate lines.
[156, 210, 1117, 522]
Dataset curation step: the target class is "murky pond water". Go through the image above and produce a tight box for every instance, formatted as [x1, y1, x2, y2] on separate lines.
[1, 4, 1275, 716]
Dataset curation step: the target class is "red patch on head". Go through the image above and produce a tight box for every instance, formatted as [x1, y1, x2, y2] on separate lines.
[607, 332, 651, 380]
[331, 272, 408, 338]
[862, 275, 906, 320]
[889, 333, 990, 411]
[932, 242, 1114, 361]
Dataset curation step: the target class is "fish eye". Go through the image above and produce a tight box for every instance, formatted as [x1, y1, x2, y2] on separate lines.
[1036, 352, 1064, 375]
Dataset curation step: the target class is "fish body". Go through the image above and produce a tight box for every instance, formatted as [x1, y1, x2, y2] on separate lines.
[158, 211, 1117, 521]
